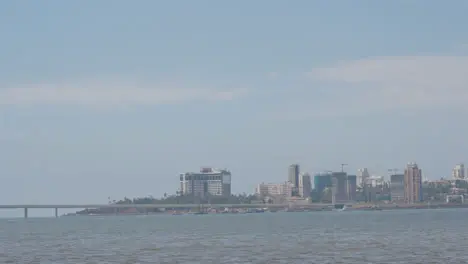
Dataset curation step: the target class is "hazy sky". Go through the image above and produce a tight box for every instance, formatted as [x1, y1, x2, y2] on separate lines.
[1, 1, 468, 213]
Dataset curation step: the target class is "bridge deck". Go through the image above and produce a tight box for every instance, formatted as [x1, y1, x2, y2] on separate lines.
[0, 203, 334, 209]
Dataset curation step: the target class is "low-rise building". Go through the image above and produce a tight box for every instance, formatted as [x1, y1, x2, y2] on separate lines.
[255, 182, 293, 198]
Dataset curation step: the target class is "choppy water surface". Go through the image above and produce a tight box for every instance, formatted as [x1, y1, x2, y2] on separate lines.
[1, 209, 468, 263]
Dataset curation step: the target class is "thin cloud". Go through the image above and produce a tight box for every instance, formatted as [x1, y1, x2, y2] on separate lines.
[267, 72, 279, 80]
[0, 79, 248, 106]
[284, 55, 468, 119]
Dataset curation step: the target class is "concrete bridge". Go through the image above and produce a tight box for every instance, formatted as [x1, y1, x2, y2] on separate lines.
[0, 203, 336, 218]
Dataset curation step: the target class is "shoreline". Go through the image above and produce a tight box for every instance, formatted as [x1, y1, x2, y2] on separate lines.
[62, 203, 468, 216]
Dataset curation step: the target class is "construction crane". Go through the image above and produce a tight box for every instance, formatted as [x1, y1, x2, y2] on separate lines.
[341, 163, 348, 172]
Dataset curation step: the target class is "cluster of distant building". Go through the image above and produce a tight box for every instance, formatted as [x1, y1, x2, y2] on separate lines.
[176, 163, 468, 205]
[254, 162, 426, 204]
[254, 164, 313, 203]
[254, 164, 357, 204]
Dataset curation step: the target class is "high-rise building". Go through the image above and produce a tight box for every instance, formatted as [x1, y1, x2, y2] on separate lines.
[179, 167, 231, 197]
[404, 163, 422, 203]
[390, 174, 405, 202]
[288, 164, 300, 187]
[314, 172, 332, 194]
[357, 168, 370, 187]
[347, 175, 357, 201]
[288, 164, 300, 196]
[298, 172, 312, 198]
[331, 172, 348, 203]
[452, 164, 465, 180]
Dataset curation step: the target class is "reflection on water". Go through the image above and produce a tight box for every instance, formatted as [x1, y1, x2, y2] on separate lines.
[1, 209, 467, 263]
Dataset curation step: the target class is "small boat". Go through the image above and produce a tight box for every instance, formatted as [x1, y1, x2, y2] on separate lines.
[333, 204, 347, 212]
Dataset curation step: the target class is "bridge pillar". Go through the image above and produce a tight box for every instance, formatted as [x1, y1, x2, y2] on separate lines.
[24, 208, 28, 218]
[55, 208, 58, 218]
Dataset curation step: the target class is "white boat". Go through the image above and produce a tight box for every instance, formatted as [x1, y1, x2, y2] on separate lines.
[337, 205, 347, 211]
[332, 204, 347, 212]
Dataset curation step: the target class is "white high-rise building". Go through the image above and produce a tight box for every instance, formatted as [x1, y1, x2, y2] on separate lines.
[179, 167, 231, 197]
[298, 172, 312, 198]
[357, 168, 370, 187]
[452, 164, 465, 180]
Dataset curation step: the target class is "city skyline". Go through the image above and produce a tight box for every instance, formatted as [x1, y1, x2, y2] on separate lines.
[1, 0, 468, 211]
[181, 161, 465, 198]
[253, 161, 468, 205]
